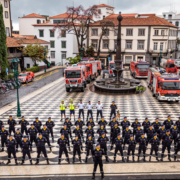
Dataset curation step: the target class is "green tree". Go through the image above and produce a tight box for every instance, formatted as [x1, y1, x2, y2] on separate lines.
[20, 44, 48, 66]
[66, 56, 81, 64]
[0, 4, 9, 79]
[86, 44, 95, 57]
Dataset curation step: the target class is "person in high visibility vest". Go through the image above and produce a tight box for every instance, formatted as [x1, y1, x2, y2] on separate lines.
[60, 100, 66, 121]
[69, 99, 76, 121]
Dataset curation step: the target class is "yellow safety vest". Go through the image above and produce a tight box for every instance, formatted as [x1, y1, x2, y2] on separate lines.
[69, 103, 75, 110]
[60, 104, 65, 110]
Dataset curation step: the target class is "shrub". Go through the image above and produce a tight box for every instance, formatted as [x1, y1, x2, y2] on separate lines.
[66, 56, 81, 64]
[26, 66, 39, 72]
[8, 74, 14, 80]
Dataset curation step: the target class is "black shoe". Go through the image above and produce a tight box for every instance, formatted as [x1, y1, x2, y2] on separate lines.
[101, 172, 104, 178]
[106, 156, 109, 162]
[30, 147, 32, 151]
[58, 159, 61, 164]
[6, 160, 10, 165]
[1, 148, 4, 152]
[156, 157, 159, 161]
[69, 147, 71, 151]
[138, 156, 140, 162]
[21, 160, 24, 165]
[149, 156, 151, 162]
[16, 149, 18, 152]
[35, 159, 39, 165]
[15, 159, 18, 165]
[132, 156, 135, 162]
[67, 157, 70, 163]
[30, 160, 33, 165]
[47, 159, 49, 164]
[174, 155, 176, 161]
[85, 157, 88, 163]
[113, 157, 116, 162]
[92, 173, 95, 179]
[73, 157, 75, 163]
[143, 156, 146, 162]
[50, 147, 52, 152]
[168, 157, 171, 161]
[127, 157, 129, 162]
[52, 138, 54, 143]
[110, 146, 113, 151]
[79, 157, 81, 162]
[122, 157, 125, 162]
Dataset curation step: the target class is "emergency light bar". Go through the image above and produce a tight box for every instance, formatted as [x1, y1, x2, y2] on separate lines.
[164, 78, 179, 80]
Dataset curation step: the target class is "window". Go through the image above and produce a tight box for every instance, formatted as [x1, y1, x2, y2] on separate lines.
[160, 42, 163, 50]
[103, 40, 109, 49]
[62, 41, 66, 48]
[114, 29, 118, 36]
[53, 20, 67, 24]
[161, 30, 165, 35]
[92, 29, 98, 36]
[51, 51, 55, 58]
[6, 27, 9, 36]
[5, 11, 8, 18]
[50, 41, 55, 48]
[39, 30, 44, 37]
[98, 9, 101, 14]
[125, 40, 132, 49]
[175, 21, 179, 27]
[45, 46, 48, 50]
[168, 14, 172, 19]
[126, 29, 133, 36]
[50, 30, 54, 37]
[114, 40, 117, 50]
[163, 14, 166, 18]
[27, 64, 30, 68]
[169, 29, 177, 36]
[10, 48, 15, 53]
[138, 29, 145, 36]
[153, 42, 158, 51]
[62, 51, 66, 59]
[37, 20, 41, 24]
[154, 30, 159, 36]
[169, 21, 172, 24]
[43, 20, 45, 23]
[92, 40, 98, 49]
[104, 29, 109, 36]
[125, 56, 132, 64]
[61, 30, 66, 37]
[4, 1, 8, 8]
[138, 40, 144, 49]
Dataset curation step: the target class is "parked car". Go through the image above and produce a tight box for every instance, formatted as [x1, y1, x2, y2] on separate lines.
[18, 71, 34, 84]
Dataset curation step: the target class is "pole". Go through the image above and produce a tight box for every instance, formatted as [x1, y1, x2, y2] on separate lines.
[81, 48, 83, 59]
[159, 49, 162, 69]
[43, 48, 46, 73]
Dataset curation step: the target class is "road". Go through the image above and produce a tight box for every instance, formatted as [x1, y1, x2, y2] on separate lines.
[0, 69, 64, 108]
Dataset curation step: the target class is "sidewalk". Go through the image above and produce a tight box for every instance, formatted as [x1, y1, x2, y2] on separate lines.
[34, 65, 66, 77]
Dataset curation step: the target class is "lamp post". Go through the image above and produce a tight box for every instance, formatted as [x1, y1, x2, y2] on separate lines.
[11, 58, 21, 117]
[81, 48, 83, 59]
[159, 48, 162, 69]
[43, 48, 46, 73]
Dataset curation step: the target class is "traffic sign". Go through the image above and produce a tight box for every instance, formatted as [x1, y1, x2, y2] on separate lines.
[6, 68, 8, 73]
[108, 57, 111, 61]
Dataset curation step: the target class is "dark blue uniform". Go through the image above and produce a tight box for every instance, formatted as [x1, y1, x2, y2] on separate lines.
[175, 120, 180, 131]
[19, 120, 29, 135]
[152, 122, 161, 133]
[121, 120, 130, 131]
[137, 137, 147, 161]
[0, 121, 4, 130]
[97, 128, 107, 137]
[142, 120, 150, 134]
[157, 127, 166, 141]
[86, 120, 95, 128]
[46, 120, 55, 139]
[6, 139, 17, 164]
[60, 128, 71, 149]
[134, 128, 143, 142]
[110, 104, 117, 119]
[28, 127, 38, 149]
[0, 129, 9, 150]
[73, 128, 83, 141]
[146, 128, 155, 146]
[14, 132, 23, 151]
[64, 120, 73, 138]
[123, 129, 132, 149]
[127, 138, 136, 161]
[85, 138, 95, 161]
[174, 136, 180, 160]
[163, 120, 173, 130]
[109, 120, 119, 141]
[131, 122, 141, 134]
[41, 128, 51, 149]
[149, 137, 160, 161]
[85, 128, 95, 139]
[170, 127, 179, 145]
[114, 137, 124, 160]
[8, 119, 16, 134]
[33, 120, 42, 133]
[21, 140, 32, 164]
[111, 127, 120, 147]
[98, 120, 108, 127]
[74, 120, 85, 129]
[72, 139, 82, 162]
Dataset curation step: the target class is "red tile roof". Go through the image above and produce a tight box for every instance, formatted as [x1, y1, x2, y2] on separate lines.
[12, 33, 24, 38]
[22, 13, 45, 18]
[49, 13, 70, 19]
[96, 4, 114, 8]
[17, 39, 50, 44]
[6, 37, 23, 48]
[32, 23, 81, 26]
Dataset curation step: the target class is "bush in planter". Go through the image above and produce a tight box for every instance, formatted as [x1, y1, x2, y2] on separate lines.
[26, 66, 39, 72]
[66, 56, 81, 64]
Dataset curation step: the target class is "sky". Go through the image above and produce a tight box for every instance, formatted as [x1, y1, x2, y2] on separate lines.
[11, 0, 180, 30]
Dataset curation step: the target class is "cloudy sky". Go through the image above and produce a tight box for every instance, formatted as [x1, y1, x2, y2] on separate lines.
[11, 0, 180, 30]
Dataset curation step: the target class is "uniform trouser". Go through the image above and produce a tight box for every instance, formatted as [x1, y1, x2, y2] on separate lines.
[114, 146, 123, 156]
[93, 159, 103, 173]
[144, 129, 148, 134]
[172, 136, 177, 145]
[1, 138, 7, 148]
[7, 148, 17, 160]
[30, 136, 37, 147]
[127, 146, 135, 156]
[87, 110, 93, 120]
[86, 146, 93, 156]
[22, 149, 31, 160]
[21, 127, 28, 135]
[110, 110, 116, 119]
[175, 146, 180, 155]
[36, 128, 41, 133]
[154, 129, 159, 133]
[100, 145, 107, 156]
[135, 136, 141, 142]
[150, 146, 158, 156]
[59, 147, 68, 158]
[65, 136, 70, 148]
[16, 140, 21, 149]
[44, 136, 51, 147]
[37, 147, 47, 159]
[73, 147, 81, 157]
[146, 137, 153, 146]
[49, 128, 54, 138]
[111, 137, 116, 145]
[162, 145, 171, 155]
[69, 129, 72, 138]
[79, 109, 84, 120]
[123, 138, 129, 146]
[9, 127, 15, 134]
[138, 146, 146, 155]
[96, 110, 103, 120]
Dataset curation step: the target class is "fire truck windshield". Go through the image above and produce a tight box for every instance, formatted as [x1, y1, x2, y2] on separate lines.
[167, 63, 175, 68]
[66, 71, 81, 78]
[137, 64, 149, 69]
[162, 82, 180, 90]
[110, 64, 116, 69]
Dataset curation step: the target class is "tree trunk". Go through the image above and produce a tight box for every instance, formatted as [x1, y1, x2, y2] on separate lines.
[97, 34, 103, 60]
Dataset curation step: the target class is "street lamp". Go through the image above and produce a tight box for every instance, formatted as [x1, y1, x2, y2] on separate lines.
[43, 48, 46, 73]
[11, 58, 21, 117]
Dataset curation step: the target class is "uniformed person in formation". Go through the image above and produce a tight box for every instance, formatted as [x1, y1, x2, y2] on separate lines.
[64, 117, 73, 140]
[86, 117, 95, 128]
[86, 101, 93, 121]
[28, 124, 38, 151]
[146, 124, 155, 146]
[46, 117, 55, 142]
[60, 124, 71, 151]
[85, 124, 95, 139]
[174, 132, 180, 161]
[60, 100, 66, 121]
[123, 125, 132, 150]
[92, 143, 104, 179]
[19, 116, 29, 135]
[69, 99, 76, 121]
[72, 134, 82, 163]
[8, 115, 16, 134]
[110, 101, 117, 120]
[113, 133, 124, 162]
[137, 132, 147, 162]
[127, 134, 136, 162]
[98, 116, 108, 127]
[73, 124, 84, 147]
[35, 133, 49, 165]
[121, 117, 130, 132]
[134, 124, 143, 142]
[109, 117, 119, 142]
[75, 117, 85, 130]
[152, 118, 161, 133]
[170, 124, 178, 147]
[157, 124, 166, 143]
[163, 115, 173, 130]
[21, 135, 32, 165]
[33, 117, 42, 133]
[14, 128, 23, 152]
[131, 118, 140, 135]
[6, 134, 18, 165]
[149, 133, 159, 162]
[175, 117, 180, 131]
[142, 117, 150, 134]
[41, 124, 51, 151]
[0, 126, 8, 151]
[0, 119, 4, 130]
[57, 133, 69, 164]
[97, 124, 107, 137]
[110, 123, 120, 150]
[85, 134, 95, 162]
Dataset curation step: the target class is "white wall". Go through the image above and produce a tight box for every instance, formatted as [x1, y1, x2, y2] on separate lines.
[93, 7, 114, 21]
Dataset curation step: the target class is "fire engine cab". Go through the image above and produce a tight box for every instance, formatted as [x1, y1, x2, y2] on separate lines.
[130, 61, 149, 78]
[109, 61, 115, 76]
[160, 59, 177, 73]
[152, 73, 180, 102]
[65, 66, 86, 92]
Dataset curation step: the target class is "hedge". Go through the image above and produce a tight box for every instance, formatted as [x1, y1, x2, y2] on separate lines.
[26, 66, 39, 73]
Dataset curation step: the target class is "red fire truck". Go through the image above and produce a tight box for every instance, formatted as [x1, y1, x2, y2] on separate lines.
[130, 61, 150, 78]
[147, 68, 160, 89]
[160, 59, 177, 73]
[151, 73, 180, 102]
[64, 66, 87, 92]
[109, 61, 115, 76]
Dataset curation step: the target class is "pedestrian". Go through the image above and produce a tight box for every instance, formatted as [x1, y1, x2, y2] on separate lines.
[46, 117, 55, 142]
[97, 124, 107, 137]
[127, 134, 136, 162]
[21, 135, 32, 165]
[75, 117, 85, 130]
[85, 134, 95, 163]
[28, 124, 38, 151]
[121, 117, 130, 132]
[14, 128, 23, 152]
[86, 117, 95, 128]
[174, 132, 180, 161]
[113, 133, 124, 162]
[131, 118, 140, 135]
[146, 124, 155, 146]
[8, 115, 16, 134]
[72, 134, 82, 163]
[98, 116, 108, 127]
[35, 133, 49, 165]
[110, 123, 120, 150]
[60, 124, 71, 151]
[152, 118, 161, 133]
[33, 117, 42, 133]
[60, 100, 66, 121]
[41, 124, 51, 151]
[123, 125, 132, 150]
[96, 101, 103, 121]
[0, 126, 9, 151]
[163, 115, 173, 130]
[64, 117, 73, 140]
[134, 124, 143, 142]
[69, 99, 76, 121]
[110, 101, 117, 120]
[170, 124, 178, 147]
[6, 134, 18, 165]
[73, 124, 84, 145]
[109, 117, 119, 143]
[57, 133, 70, 164]
[86, 101, 93, 121]
[0, 119, 4, 130]
[92, 143, 104, 179]
[142, 117, 150, 134]
[19, 116, 29, 135]
[157, 124, 166, 142]
[85, 124, 95, 139]
[78, 100, 85, 121]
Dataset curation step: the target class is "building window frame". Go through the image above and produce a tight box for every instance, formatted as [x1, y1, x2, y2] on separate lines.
[138, 29, 145, 36]
[50, 30, 54, 37]
[37, 19, 41, 24]
[153, 42, 158, 51]
[92, 40, 98, 49]
[125, 40, 132, 49]
[61, 41, 66, 48]
[5, 11, 8, 18]
[50, 41, 55, 48]
[137, 40, 144, 50]
[4, 1, 8, 8]
[175, 21, 179, 27]
[154, 30, 159, 36]
[39, 30, 44, 37]
[126, 29, 133, 36]
[51, 51, 55, 59]
[6, 27, 9, 36]
[92, 29, 98, 36]
[102, 40, 109, 49]
[114, 29, 118, 36]
[160, 42, 163, 51]
[61, 51, 67, 59]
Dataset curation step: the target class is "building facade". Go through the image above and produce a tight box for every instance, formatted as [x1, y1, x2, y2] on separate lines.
[0, 0, 12, 36]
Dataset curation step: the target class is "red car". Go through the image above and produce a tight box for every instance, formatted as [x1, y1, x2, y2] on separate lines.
[18, 71, 34, 84]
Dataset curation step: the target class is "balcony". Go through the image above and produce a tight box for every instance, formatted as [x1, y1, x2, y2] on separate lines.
[8, 53, 22, 58]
